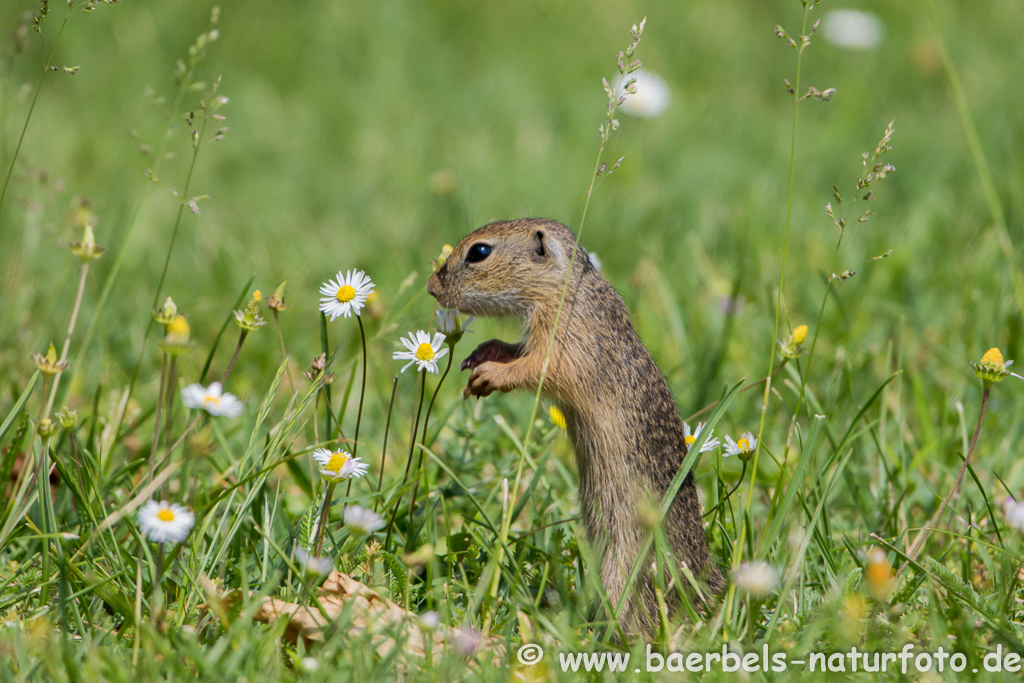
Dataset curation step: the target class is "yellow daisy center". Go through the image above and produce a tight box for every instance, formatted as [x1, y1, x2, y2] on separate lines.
[336, 284, 356, 303]
[157, 508, 175, 522]
[981, 347, 1004, 367]
[326, 452, 350, 472]
[738, 438, 750, 452]
[167, 315, 190, 336]
[791, 324, 808, 345]
[684, 435, 696, 446]
[204, 395, 221, 405]
[415, 342, 435, 362]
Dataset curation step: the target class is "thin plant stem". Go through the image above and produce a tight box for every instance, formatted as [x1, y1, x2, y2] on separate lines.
[152, 543, 165, 626]
[352, 316, 369, 459]
[374, 375, 400, 514]
[36, 436, 52, 605]
[898, 386, 990, 576]
[220, 330, 248, 385]
[35, 375, 53, 435]
[703, 457, 749, 519]
[407, 351, 453, 534]
[173, 413, 204, 500]
[66, 427, 83, 497]
[384, 371, 427, 552]
[0, 7, 72, 218]
[30, 373, 55, 583]
[319, 314, 332, 441]
[45, 261, 90, 416]
[271, 310, 296, 394]
[163, 356, 178, 450]
[312, 392, 320, 445]
[313, 482, 337, 557]
[730, 3, 812, 601]
[132, 557, 143, 669]
[405, 370, 430, 541]
[149, 351, 169, 485]
[342, 316, 370, 516]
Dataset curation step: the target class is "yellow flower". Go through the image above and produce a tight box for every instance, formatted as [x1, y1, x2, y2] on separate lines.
[971, 347, 1015, 384]
[162, 314, 190, 351]
[779, 324, 808, 359]
[548, 406, 567, 430]
[791, 324, 808, 345]
[233, 291, 266, 332]
[864, 547, 893, 600]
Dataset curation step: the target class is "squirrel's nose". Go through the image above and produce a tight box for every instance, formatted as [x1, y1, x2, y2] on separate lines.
[427, 263, 447, 299]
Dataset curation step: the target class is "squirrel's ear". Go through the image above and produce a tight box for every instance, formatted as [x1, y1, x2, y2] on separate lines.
[532, 230, 546, 258]
[532, 229, 558, 262]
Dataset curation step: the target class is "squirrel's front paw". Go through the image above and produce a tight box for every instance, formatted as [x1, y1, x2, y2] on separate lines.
[462, 339, 522, 372]
[463, 361, 510, 399]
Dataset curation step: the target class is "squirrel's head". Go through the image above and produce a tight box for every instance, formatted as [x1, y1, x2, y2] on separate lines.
[427, 218, 592, 319]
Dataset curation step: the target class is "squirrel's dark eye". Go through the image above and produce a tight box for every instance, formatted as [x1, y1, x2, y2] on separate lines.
[465, 243, 493, 264]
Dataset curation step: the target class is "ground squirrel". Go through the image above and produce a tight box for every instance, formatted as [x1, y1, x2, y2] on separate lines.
[427, 218, 724, 634]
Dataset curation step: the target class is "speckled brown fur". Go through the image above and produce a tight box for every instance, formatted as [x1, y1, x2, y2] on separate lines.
[427, 218, 723, 634]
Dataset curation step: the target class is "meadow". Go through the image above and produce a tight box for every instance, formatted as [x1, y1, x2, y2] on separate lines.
[1, 0, 1023, 679]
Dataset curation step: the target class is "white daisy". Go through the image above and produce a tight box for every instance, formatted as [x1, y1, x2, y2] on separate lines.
[723, 432, 758, 458]
[435, 308, 474, 343]
[683, 421, 720, 453]
[312, 448, 369, 482]
[293, 544, 334, 577]
[731, 561, 777, 598]
[822, 9, 884, 51]
[617, 69, 671, 119]
[393, 330, 449, 374]
[180, 381, 243, 418]
[138, 500, 195, 544]
[1003, 498, 1024, 532]
[318, 269, 374, 320]
[343, 505, 385, 534]
[418, 610, 440, 631]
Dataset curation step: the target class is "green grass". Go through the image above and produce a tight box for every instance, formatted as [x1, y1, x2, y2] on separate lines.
[2, 0, 1024, 679]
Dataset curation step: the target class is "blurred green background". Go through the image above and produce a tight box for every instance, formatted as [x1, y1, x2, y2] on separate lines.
[1, 0, 1022, 442]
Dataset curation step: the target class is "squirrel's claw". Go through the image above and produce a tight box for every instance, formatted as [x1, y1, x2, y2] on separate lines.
[464, 361, 504, 399]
